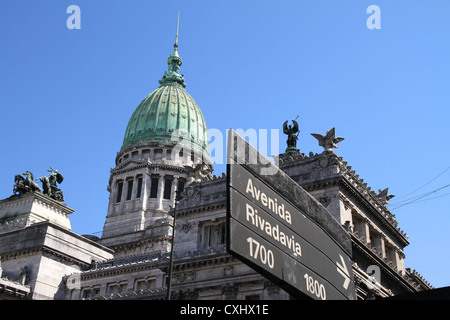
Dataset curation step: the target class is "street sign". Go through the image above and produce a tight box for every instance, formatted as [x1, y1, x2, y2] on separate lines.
[226, 129, 355, 300]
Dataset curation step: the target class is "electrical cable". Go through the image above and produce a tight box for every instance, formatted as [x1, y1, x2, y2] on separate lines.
[392, 165, 450, 201]
[390, 184, 450, 210]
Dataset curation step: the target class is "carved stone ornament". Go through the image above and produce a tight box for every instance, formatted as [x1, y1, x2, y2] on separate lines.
[311, 127, 344, 152]
[181, 222, 192, 233]
[319, 196, 331, 207]
[377, 188, 395, 205]
[224, 266, 233, 277]
[222, 283, 239, 298]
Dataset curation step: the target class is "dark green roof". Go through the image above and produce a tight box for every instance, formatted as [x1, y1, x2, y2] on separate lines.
[122, 39, 210, 159]
[122, 83, 209, 153]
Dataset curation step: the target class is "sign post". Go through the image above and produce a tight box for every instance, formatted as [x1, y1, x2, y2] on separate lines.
[226, 129, 355, 300]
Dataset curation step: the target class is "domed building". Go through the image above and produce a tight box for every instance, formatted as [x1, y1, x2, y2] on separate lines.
[73, 34, 432, 300]
[100, 33, 213, 255]
[0, 19, 434, 301]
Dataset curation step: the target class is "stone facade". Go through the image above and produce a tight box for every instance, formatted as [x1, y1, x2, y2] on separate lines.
[0, 140, 433, 301]
[64, 147, 431, 300]
[0, 34, 433, 300]
[276, 147, 432, 298]
[0, 193, 113, 300]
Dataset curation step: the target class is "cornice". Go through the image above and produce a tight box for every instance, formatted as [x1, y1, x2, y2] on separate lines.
[108, 234, 172, 253]
[81, 246, 233, 280]
[1, 191, 74, 215]
[1, 245, 91, 269]
[338, 180, 409, 246]
[351, 234, 418, 293]
[279, 151, 408, 245]
[177, 202, 226, 217]
[110, 159, 190, 176]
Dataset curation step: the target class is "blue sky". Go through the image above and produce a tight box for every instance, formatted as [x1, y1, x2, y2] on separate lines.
[1, 1, 449, 289]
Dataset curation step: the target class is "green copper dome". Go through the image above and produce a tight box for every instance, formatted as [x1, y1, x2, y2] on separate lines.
[122, 33, 210, 159]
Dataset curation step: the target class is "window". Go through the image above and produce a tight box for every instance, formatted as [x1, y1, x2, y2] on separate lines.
[154, 149, 163, 159]
[108, 284, 118, 294]
[126, 179, 133, 200]
[136, 177, 143, 199]
[142, 149, 150, 159]
[92, 287, 100, 297]
[81, 288, 91, 299]
[150, 177, 159, 198]
[116, 182, 123, 203]
[108, 282, 128, 294]
[80, 287, 100, 299]
[163, 177, 172, 200]
[176, 179, 185, 200]
[201, 221, 226, 248]
[135, 278, 156, 291]
[385, 243, 397, 267]
[135, 280, 146, 291]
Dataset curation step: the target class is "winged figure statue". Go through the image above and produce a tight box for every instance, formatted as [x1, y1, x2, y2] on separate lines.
[283, 119, 299, 152]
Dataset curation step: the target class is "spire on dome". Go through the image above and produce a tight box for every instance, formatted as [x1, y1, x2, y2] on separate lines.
[159, 10, 186, 87]
[172, 10, 180, 57]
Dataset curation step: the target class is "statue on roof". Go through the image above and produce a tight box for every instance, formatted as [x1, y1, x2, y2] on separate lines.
[36, 167, 65, 202]
[311, 127, 344, 152]
[13, 171, 41, 195]
[283, 117, 300, 153]
[377, 188, 395, 205]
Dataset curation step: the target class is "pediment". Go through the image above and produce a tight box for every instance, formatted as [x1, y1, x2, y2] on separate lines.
[112, 159, 151, 173]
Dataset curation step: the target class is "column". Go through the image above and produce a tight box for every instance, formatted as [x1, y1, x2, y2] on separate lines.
[171, 176, 179, 207]
[380, 235, 387, 260]
[396, 249, 406, 273]
[363, 218, 371, 245]
[107, 179, 119, 216]
[156, 174, 165, 211]
[394, 248, 402, 271]
[142, 173, 150, 211]
[131, 176, 138, 200]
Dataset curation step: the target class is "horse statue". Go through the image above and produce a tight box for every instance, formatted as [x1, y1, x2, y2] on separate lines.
[13, 171, 41, 195]
[37, 176, 51, 197]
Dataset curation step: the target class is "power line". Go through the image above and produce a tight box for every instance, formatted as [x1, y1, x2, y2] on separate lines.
[393, 165, 450, 201]
[390, 184, 450, 211]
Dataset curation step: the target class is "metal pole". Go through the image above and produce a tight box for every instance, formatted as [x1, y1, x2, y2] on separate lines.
[166, 188, 179, 300]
